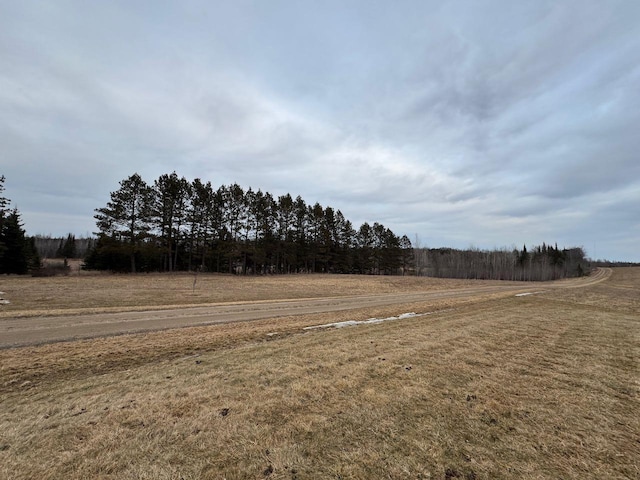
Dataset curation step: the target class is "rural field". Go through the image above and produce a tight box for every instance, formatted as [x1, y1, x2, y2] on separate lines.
[0, 268, 638, 479]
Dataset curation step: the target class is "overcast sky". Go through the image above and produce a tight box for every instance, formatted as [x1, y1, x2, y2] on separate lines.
[1, 0, 639, 261]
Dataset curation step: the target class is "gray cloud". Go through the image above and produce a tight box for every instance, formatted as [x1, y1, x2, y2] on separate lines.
[1, 0, 639, 261]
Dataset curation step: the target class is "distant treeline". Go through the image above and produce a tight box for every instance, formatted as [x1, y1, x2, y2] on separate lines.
[86, 173, 414, 274]
[591, 260, 640, 267]
[33, 235, 94, 259]
[413, 244, 589, 281]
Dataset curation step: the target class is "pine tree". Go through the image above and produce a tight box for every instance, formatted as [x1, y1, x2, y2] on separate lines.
[0, 209, 39, 274]
[94, 173, 154, 273]
[153, 172, 191, 271]
[56, 233, 77, 258]
[0, 177, 40, 274]
[399, 235, 414, 275]
[0, 175, 9, 261]
[187, 178, 215, 270]
[277, 194, 296, 273]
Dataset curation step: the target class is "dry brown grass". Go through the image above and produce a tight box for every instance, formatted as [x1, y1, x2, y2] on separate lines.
[1, 269, 638, 479]
[0, 273, 488, 318]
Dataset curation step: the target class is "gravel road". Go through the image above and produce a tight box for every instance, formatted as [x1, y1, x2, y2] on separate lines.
[0, 269, 610, 349]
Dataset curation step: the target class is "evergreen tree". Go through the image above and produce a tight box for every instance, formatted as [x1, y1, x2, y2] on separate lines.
[399, 235, 413, 275]
[94, 173, 154, 273]
[222, 183, 248, 273]
[276, 193, 296, 273]
[0, 175, 9, 260]
[153, 172, 191, 271]
[0, 177, 40, 274]
[56, 233, 77, 258]
[308, 202, 325, 272]
[187, 178, 215, 270]
[356, 222, 374, 273]
[251, 190, 277, 273]
[293, 196, 309, 271]
[335, 211, 356, 273]
[0, 209, 40, 274]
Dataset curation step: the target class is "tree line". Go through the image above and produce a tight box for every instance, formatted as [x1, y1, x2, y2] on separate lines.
[33, 234, 94, 260]
[0, 172, 593, 281]
[413, 244, 588, 281]
[86, 172, 414, 274]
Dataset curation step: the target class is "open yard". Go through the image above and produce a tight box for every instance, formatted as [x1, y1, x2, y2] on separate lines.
[0, 269, 638, 479]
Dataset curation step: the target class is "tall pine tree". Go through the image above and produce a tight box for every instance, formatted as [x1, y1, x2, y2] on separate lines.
[94, 173, 154, 273]
[0, 175, 8, 261]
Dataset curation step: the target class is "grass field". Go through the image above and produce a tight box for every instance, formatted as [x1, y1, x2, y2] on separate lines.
[0, 269, 638, 479]
[0, 272, 487, 318]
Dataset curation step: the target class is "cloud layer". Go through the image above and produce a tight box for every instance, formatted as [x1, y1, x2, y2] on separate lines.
[1, 0, 638, 261]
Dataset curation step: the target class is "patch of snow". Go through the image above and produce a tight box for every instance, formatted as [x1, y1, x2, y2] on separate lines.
[515, 292, 543, 297]
[0, 300, 9, 305]
[304, 312, 434, 330]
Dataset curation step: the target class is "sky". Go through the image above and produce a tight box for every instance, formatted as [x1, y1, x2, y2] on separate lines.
[1, 0, 639, 261]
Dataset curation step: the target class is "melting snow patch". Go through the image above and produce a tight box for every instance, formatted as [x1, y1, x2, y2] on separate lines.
[0, 300, 9, 305]
[515, 292, 543, 297]
[304, 312, 433, 330]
